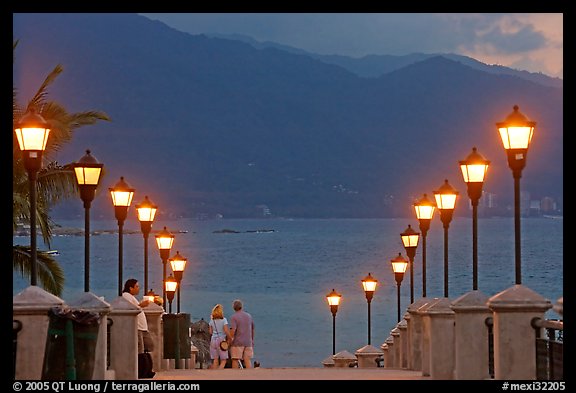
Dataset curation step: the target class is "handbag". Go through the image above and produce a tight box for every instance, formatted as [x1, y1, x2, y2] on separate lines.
[213, 319, 229, 351]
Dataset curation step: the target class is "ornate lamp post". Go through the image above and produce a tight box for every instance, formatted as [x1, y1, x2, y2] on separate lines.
[496, 105, 536, 285]
[135, 196, 158, 293]
[169, 251, 188, 314]
[165, 274, 177, 314]
[14, 107, 51, 286]
[155, 226, 175, 306]
[459, 147, 490, 290]
[361, 273, 378, 345]
[433, 179, 459, 298]
[326, 289, 342, 355]
[109, 176, 135, 296]
[73, 150, 104, 292]
[390, 253, 408, 322]
[400, 224, 419, 303]
[413, 194, 436, 297]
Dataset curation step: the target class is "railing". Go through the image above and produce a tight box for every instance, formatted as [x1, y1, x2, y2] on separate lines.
[13, 320, 23, 379]
[532, 317, 563, 380]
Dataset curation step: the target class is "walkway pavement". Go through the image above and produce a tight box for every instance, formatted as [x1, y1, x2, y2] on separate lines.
[153, 367, 429, 380]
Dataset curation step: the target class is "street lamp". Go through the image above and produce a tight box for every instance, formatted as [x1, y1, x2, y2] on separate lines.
[433, 179, 459, 298]
[14, 107, 51, 286]
[135, 196, 158, 293]
[73, 150, 104, 292]
[155, 226, 175, 306]
[165, 274, 177, 314]
[326, 289, 342, 355]
[145, 289, 157, 303]
[413, 194, 436, 297]
[400, 224, 419, 303]
[496, 105, 536, 285]
[459, 147, 490, 290]
[169, 251, 188, 314]
[361, 273, 378, 345]
[109, 176, 135, 296]
[390, 253, 408, 322]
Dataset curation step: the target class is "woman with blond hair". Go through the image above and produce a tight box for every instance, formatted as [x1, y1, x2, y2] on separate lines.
[208, 303, 232, 369]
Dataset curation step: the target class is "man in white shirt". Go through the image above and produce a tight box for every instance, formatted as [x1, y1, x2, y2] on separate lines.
[122, 278, 155, 353]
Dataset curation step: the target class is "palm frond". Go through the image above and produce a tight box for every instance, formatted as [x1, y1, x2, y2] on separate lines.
[13, 246, 65, 296]
[27, 64, 64, 110]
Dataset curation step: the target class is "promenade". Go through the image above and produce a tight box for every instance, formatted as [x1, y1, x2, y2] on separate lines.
[152, 367, 429, 380]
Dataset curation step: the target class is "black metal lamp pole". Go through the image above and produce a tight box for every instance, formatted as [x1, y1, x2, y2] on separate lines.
[135, 196, 158, 293]
[326, 289, 341, 355]
[361, 273, 377, 345]
[400, 225, 419, 303]
[170, 251, 188, 314]
[73, 150, 104, 292]
[414, 194, 435, 298]
[14, 108, 51, 286]
[496, 105, 535, 285]
[391, 253, 408, 323]
[109, 177, 135, 296]
[156, 227, 175, 307]
[433, 179, 458, 298]
[459, 147, 490, 290]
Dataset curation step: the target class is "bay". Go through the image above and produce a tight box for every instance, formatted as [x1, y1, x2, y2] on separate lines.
[13, 217, 563, 367]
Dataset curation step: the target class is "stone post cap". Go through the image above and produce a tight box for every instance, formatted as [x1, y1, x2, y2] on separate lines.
[385, 336, 394, 344]
[109, 296, 142, 315]
[333, 350, 356, 360]
[390, 327, 400, 336]
[425, 297, 455, 316]
[143, 302, 165, 315]
[397, 319, 408, 329]
[68, 292, 111, 313]
[416, 297, 442, 314]
[451, 289, 491, 312]
[487, 285, 552, 312]
[355, 344, 384, 355]
[322, 355, 335, 366]
[13, 285, 64, 311]
[407, 297, 432, 312]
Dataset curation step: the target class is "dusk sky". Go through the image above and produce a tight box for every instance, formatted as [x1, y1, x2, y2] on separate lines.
[139, 13, 563, 79]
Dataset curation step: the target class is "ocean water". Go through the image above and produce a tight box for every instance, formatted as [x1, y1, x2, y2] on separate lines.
[13, 217, 563, 367]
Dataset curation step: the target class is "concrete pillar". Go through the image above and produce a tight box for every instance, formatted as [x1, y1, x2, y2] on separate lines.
[381, 343, 391, 368]
[384, 336, 394, 368]
[13, 286, 65, 380]
[403, 312, 411, 369]
[487, 285, 552, 380]
[68, 292, 111, 380]
[426, 297, 455, 380]
[406, 297, 431, 370]
[143, 302, 164, 371]
[108, 296, 141, 380]
[355, 344, 383, 368]
[390, 327, 401, 368]
[332, 350, 356, 368]
[417, 297, 440, 376]
[397, 319, 408, 369]
[451, 290, 491, 380]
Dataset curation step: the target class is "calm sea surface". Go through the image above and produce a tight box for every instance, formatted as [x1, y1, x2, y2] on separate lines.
[13, 217, 563, 367]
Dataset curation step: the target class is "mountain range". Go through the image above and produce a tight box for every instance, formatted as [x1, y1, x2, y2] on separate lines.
[13, 13, 563, 219]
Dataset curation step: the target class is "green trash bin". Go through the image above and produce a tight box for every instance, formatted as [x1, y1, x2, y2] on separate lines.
[42, 306, 101, 380]
[163, 313, 191, 363]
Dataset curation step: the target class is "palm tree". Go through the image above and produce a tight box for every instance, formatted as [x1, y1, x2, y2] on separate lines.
[13, 40, 111, 296]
